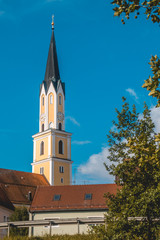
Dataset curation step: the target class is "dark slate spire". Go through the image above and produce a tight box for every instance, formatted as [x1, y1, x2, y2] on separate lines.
[43, 16, 60, 92]
[44, 30, 60, 83]
[40, 17, 65, 96]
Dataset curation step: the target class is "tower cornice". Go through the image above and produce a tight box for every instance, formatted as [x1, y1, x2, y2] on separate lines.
[32, 129, 72, 139]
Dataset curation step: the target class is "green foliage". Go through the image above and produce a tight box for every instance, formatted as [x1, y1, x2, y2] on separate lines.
[105, 99, 160, 239]
[109, 1, 160, 238]
[3, 234, 101, 240]
[111, 0, 160, 24]
[9, 207, 29, 236]
[142, 55, 160, 107]
[88, 224, 107, 239]
[106, 97, 139, 179]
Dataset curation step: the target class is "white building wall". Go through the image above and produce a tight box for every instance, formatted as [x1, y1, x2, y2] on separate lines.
[0, 206, 13, 239]
[30, 210, 105, 236]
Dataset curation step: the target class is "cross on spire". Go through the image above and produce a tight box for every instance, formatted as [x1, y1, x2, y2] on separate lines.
[51, 15, 54, 30]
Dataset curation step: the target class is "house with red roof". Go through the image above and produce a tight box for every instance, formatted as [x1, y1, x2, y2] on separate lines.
[0, 169, 49, 237]
[29, 184, 119, 235]
[0, 168, 49, 208]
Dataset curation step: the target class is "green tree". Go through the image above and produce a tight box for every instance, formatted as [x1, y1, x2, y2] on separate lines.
[9, 206, 29, 236]
[105, 2, 160, 239]
[105, 98, 160, 240]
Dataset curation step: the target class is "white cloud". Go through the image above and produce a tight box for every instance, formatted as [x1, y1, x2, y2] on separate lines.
[72, 140, 91, 145]
[126, 88, 139, 100]
[139, 106, 160, 133]
[78, 147, 114, 182]
[76, 105, 160, 183]
[150, 106, 160, 133]
[66, 116, 80, 126]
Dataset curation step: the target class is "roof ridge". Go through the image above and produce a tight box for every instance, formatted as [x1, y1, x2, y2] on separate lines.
[0, 168, 44, 176]
[1, 183, 38, 188]
[37, 183, 117, 188]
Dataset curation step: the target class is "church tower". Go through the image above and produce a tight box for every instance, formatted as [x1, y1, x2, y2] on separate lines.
[32, 18, 72, 186]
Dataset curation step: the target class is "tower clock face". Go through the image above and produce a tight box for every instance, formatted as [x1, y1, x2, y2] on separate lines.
[57, 112, 64, 121]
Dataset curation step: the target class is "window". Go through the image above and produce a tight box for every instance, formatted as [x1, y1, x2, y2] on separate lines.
[28, 191, 32, 201]
[59, 140, 63, 154]
[59, 123, 62, 130]
[59, 95, 62, 105]
[40, 141, 44, 155]
[49, 122, 53, 128]
[43, 225, 59, 228]
[50, 95, 53, 104]
[61, 178, 63, 183]
[59, 166, 64, 173]
[88, 224, 98, 227]
[40, 167, 44, 174]
[42, 97, 44, 106]
[42, 124, 44, 132]
[3, 216, 9, 222]
[85, 193, 92, 200]
[53, 194, 61, 201]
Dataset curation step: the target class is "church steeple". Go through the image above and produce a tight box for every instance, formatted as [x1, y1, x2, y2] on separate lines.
[32, 18, 72, 186]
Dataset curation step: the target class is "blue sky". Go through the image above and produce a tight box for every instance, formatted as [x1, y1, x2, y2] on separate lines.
[0, 0, 160, 184]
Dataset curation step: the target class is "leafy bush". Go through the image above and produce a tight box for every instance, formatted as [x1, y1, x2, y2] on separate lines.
[9, 207, 29, 236]
[3, 233, 101, 240]
[88, 224, 107, 240]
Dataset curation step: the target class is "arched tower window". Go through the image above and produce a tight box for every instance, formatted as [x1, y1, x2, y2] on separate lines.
[41, 94, 45, 115]
[59, 95, 62, 105]
[42, 124, 44, 132]
[42, 97, 44, 106]
[59, 140, 63, 154]
[40, 141, 44, 155]
[50, 95, 53, 104]
[59, 123, 62, 131]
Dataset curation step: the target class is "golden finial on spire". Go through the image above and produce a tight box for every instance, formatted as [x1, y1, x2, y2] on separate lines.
[51, 15, 54, 30]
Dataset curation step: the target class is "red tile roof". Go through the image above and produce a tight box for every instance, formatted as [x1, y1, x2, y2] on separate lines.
[0, 169, 50, 205]
[0, 168, 49, 186]
[30, 184, 119, 212]
[0, 185, 14, 211]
